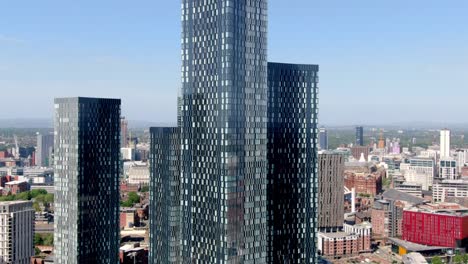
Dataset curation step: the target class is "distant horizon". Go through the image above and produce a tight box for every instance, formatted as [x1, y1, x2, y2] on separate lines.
[1, 117, 468, 130]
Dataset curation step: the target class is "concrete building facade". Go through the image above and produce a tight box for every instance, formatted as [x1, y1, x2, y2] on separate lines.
[0, 201, 34, 264]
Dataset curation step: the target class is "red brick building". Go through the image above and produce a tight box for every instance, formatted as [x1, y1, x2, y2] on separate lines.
[318, 222, 372, 258]
[120, 208, 139, 229]
[345, 172, 382, 196]
[4, 180, 29, 195]
[403, 207, 468, 249]
[462, 166, 468, 177]
[351, 146, 371, 161]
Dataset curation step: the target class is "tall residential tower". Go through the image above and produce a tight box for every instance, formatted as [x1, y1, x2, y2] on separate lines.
[267, 62, 319, 263]
[356, 126, 364, 146]
[54, 97, 121, 264]
[319, 127, 328, 150]
[36, 133, 54, 167]
[149, 127, 180, 263]
[179, 0, 268, 261]
[440, 129, 451, 158]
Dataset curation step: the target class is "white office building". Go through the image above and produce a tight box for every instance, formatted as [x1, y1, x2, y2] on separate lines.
[402, 157, 436, 191]
[433, 178, 468, 202]
[439, 158, 459, 180]
[0, 201, 34, 264]
[440, 129, 451, 159]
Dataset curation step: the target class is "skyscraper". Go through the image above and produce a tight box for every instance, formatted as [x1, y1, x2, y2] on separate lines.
[319, 127, 328, 150]
[267, 62, 319, 263]
[179, 0, 268, 261]
[440, 129, 451, 158]
[0, 201, 34, 263]
[54, 97, 121, 264]
[35, 133, 54, 167]
[121, 116, 129, 148]
[318, 152, 345, 232]
[356, 126, 364, 146]
[149, 127, 180, 263]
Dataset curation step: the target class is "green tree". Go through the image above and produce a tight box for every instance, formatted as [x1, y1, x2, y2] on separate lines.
[44, 193, 54, 204]
[431, 256, 442, 264]
[42, 234, 54, 246]
[30, 189, 47, 198]
[453, 254, 468, 264]
[121, 192, 140, 207]
[140, 186, 149, 193]
[34, 247, 41, 256]
[34, 234, 44, 246]
[16, 191, 32, 200]
[33, 202, 41, 212]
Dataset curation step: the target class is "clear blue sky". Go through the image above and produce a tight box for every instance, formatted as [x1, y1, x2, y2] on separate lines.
[1, 0, 467, 125]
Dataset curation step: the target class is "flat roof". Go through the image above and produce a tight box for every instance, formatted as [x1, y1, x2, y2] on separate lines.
[319, 232, 356, 239]
[5, 180, 28, 185]
[389, 237, 449, 252]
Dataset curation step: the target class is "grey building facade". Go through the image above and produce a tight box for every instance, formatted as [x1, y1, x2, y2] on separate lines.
[267, 62, 319, 263]
[54, 97, 121, 264]
[0, 201, 34, 264]
[149, 127, 180, 263]
[356, 126, 364, 146]
[36, 133, 54, 167]
[318, 153, 345, 232]
[179, 0, 268, 262]
[319, 127, 328, 150]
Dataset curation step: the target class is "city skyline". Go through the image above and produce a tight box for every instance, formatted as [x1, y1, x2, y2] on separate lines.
[1, 0, 468, 124]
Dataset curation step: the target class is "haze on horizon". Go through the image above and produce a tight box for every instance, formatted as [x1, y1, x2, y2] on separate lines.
[1, 0, 467, 125]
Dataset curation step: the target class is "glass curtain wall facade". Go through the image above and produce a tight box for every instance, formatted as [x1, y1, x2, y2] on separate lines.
[179, 0, 268, 262]
[54, 97, 121, 264]
[356, 126, 364, 146]
[267, 62, 319, 263]
[149, 127, 180, 263]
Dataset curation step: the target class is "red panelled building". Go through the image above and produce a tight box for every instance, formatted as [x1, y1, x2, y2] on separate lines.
[403, 209, 468, 249]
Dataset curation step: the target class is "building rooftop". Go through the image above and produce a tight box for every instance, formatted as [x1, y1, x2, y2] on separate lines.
[405, 204, 468, 217]
[0, 200, 32, 206]
[5, 180, 28, 185]
[318, 231, 357, 239]
[382, 189, 425, 205]
[389, 237, 449, 252]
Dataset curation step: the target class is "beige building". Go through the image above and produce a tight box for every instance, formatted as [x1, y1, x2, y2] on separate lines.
[0, 201, 34, 264]
[318, 152, 345, 232]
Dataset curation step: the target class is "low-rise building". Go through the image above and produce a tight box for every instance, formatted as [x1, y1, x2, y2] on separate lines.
[127, 164, 149, 186]
[120, 208, 139, 229]
[403, 205, 468, 249]
[372, 190, 425, 241]
[318, 232, 359, 258]
[343, 222, 372, 253]
[396, 182, 423, 198]
[345, 172, 383, 196]
[433, 178, 468, 202]
[4, 180, 29, 194]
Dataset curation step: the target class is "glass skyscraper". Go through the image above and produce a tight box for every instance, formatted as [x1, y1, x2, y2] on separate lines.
[149, 127, 180, 263]
[356, 126, 364, 146]
[267, 63, 319, 263]
[54, 97, 121, 264]
[179, 0, 268, 262]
